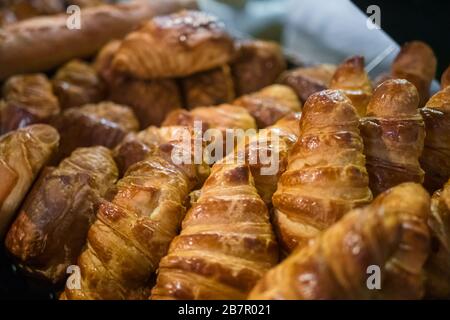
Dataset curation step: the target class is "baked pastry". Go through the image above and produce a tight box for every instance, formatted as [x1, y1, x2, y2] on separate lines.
[234, 84, 301, 128]
[112, 10, 235, 79]
[181, 65, 235, 109]
[61, 131, 209, 300]
[249, 182, 430, 300]
[425, 179, 450, 298]
[361, 79, 425, 196]
[93, 40, 122, 84]
[329, 56, 372, 117]
[223, 112, 301, 205]
[442, 65, 450, 89]
[391, 41, 437, 107]
[0, 0, 65, 26]
[231, 40, 286, 95]
[0, 74, 60, 135]
[52, 59, 106, 109]
[420, 86, 450, 193]
[278, 64, 337, 103]
[0, 0, 198, 80]
[0, 124, 59, 236]
[151, 162, 278, 300]
[5, 146, 118, 284]
[272, 90, 372, 253]
[52, 101, 139, 160]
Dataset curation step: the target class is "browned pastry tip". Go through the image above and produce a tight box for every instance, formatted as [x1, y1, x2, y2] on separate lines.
[425, 179, 450, 298]
[234, 84, 302, 128]
[5, 146, 118, 284]
[0, 73, 60, 135]
[231, 39, 287, 95]
[250, 182, 430, 300]
[272, 89, 371, 253]
[392, 41, 437, 107]
[278, 64, 336, 103]
[420, 86, 450, 193]
[93, 40, 122, 83]
[151, 162, 278, 300]
[0, 124, 60, 236]
[112, 10, 235, 79]
[181, 65, 235, 109]
[441, 65, 450, 89]
[329, 56, 372, 117]
[52, 59, 106, 109]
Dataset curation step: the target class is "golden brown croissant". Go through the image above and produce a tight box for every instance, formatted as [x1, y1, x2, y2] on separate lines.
[249, 182, 431, 300]
[278, 64, 337, 104]
[392, 41, 437, 107]
[5, 146, 118, 284]
[442, 65, 450, 89]
[53, 101, 139, 160]
[93, 40, 121, 84]
[231, 40, 287, 96]
[272, 90, 372, 253]
[329, 56, 372, 117]
[112, 10, 235, 79]
[181, 65, 235, 109]
[151, 162, 278, 300]
[52, 59, 106, 109]
[425, 179, 450, 298]
[62, 132, 209, 299]
[234, 84, 302, 128]
[420, 86, 450, 193]
[361, 79, 425, 196]
[0, 74, 60, 135]
[0, 124, 59, 237]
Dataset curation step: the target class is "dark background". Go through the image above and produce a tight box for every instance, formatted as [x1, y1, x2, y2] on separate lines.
[352, 0, 450, 78]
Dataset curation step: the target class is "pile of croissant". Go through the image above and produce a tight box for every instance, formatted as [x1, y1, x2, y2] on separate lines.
[1, 9, 450, 300]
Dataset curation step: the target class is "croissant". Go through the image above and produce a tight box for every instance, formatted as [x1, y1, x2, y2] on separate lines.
[181, 65, 235, 109]
[278, 64, 337, 103]
[360, 79, 425, 196]
[0, 74, 60, 135]
[442, 65, 450, 89]
[425, 179, 450, 298]
[222, 112, 301, 205]
[53, 101, 139, 160]
[420, 86, 450, 193]
[234, 84, 302, 128]
[391, 41, 437, 107]
[249, 182, 431, 300]
[5, 146, 118, 284]
[93, 40, 121, 84]
[0, 124, 59, 237]
[231, 40, 287, 96]
[52, 59, 106, 109]
[112, 10, 235, 79]
[329, 56, 372, 117]
[272, 90, 372, 253]
[151, 162, 278, 300]
[62, 132, 209, 299]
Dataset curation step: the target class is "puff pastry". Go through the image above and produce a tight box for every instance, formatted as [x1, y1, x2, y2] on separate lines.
[442, 65, 450, 89]
[0, 124, 59, 236]
[249, 182, 430, 300]
[234, 84, 302, 128]
[231, 40, 286, 95]
[5, 147, 118, 284]
[329, 56, 372, 117]
[272, 90, 372, 253]
[0, 74, 60, 135]
[392, 41, 437, 107]
[151, 162, 278, 300]
[361, 79, 425, 196]
[420, 86, 450, 193]
[112, 10, 234, 79]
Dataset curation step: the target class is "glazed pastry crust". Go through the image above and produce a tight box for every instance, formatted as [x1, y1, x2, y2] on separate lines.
[112, 10, 235, 79]
[361, 79, 425, 196]
[272, 90, 372, 252]
[5, 147, 118, 284]
[0, 124, 59, 236]
[249, 183, 430, 300]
